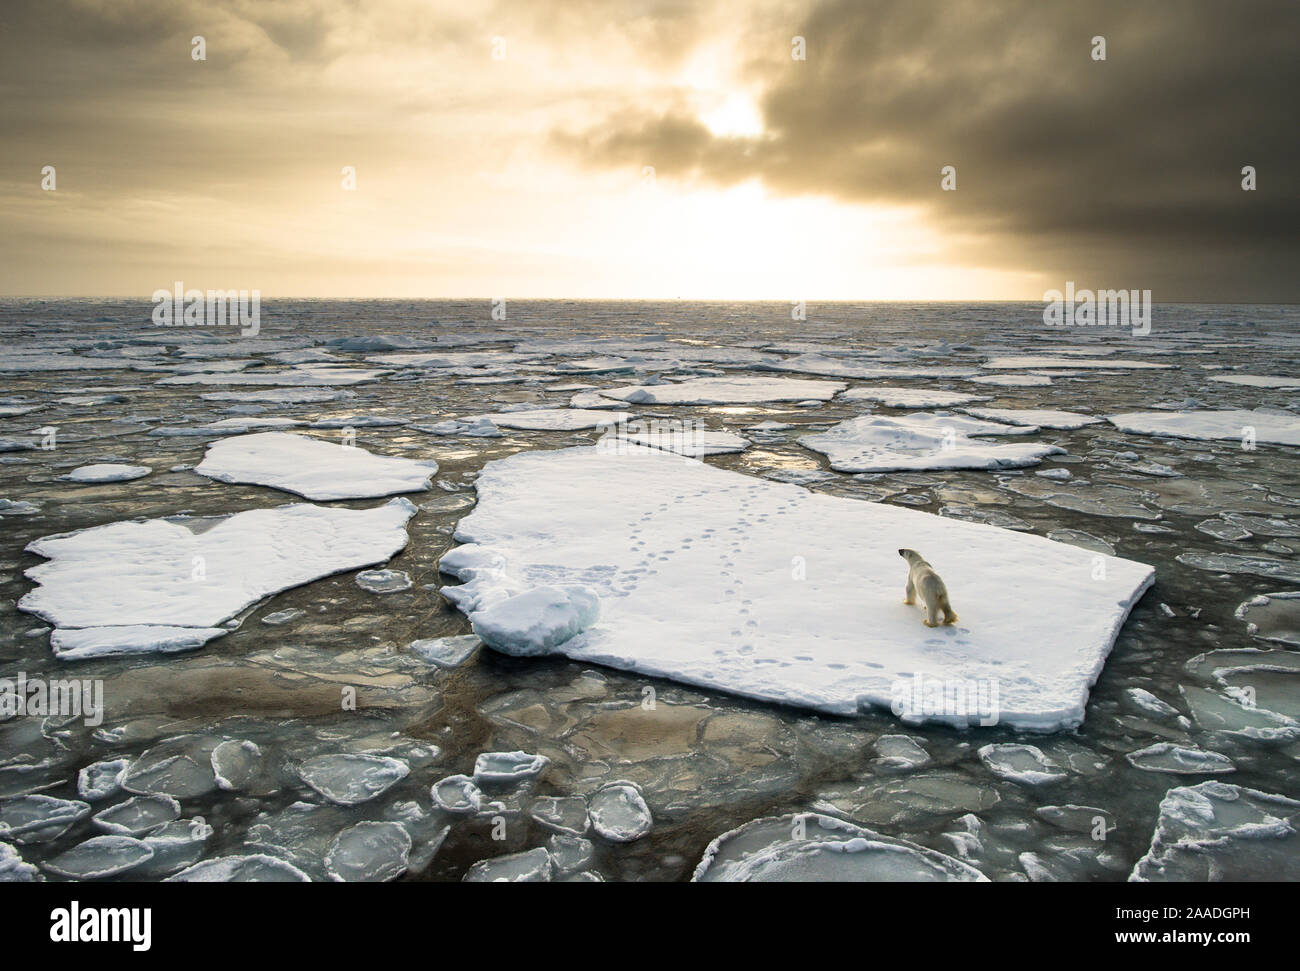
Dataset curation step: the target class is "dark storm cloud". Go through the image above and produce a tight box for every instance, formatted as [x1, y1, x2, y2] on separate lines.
[559, 0, 1300, 301]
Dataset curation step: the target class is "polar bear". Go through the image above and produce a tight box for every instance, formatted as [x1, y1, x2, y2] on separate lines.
[898, 548, 959, 627]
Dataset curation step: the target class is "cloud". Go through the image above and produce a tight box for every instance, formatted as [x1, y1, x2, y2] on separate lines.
[558, 0, 1300, 300]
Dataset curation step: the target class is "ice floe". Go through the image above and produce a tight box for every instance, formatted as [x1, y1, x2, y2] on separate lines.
[326, 821, 412, 882]
[355, 569, 413, 594]
[693, 812, 987, 881]
[407, 634, 481, 668]
[464, 846, 552, 882]
[1107, 409, 1300, 446]
[49, 625, 228, 661]
[1125, 742, 1235, 775]
[962, 408, 1100, 430]
[1130, 782, 1300, 881]
[977, 744, 1067, 785]
[168, 854, 312, 882]
[194, 432, 437, 500]
[431, 775, 485, 814]
[841, 387, 988, 408]
[439, 445, 1153, 730]
[473, 751, 550, 783]
[596, 376, 845, 405]
[297, 754, 409, 806]
[800, 413, 1063, 473]
[64, 464, 152, 483]
[1208, 374, 1300, 389]
[43, 835, 154, 879]
[587, 780, 652, 842]
[21, 499, 417, 643]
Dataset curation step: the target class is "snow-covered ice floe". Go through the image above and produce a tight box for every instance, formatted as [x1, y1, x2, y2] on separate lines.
[194, 432, 438, 500]
[1130, 781, 1300, 881]
[64, 463, 152, 484]
[961, 408, 1101, 430]
[693, 812, 987, 881]
[438, 446, 1154, 730]
[1207, 374, 1300, 389]
[800, 413, 1064, 473]
[840, 386, 988, 408]
[450, 408, 631, 432]
[1106, 409, 1300, 446]
[595, 376, 845, 405]
[20, 498, 417, 652]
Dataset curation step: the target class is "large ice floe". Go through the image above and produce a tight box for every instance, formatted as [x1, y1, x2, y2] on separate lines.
[594, 376, 845, 405]
[692, 812, 987, 881]
[438, 445, 1154, 730]
[1130, 782, 1300, 881]
[799, 413, 1065, 472]
[20, 498, 416, 651]
[194, 432, 438, 500]
[1106, 409, 1300, 446]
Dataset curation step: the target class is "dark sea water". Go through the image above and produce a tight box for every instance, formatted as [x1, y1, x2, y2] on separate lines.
[2, 299, 1298, 882]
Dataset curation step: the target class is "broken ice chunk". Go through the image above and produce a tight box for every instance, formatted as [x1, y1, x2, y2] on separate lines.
[326, 821, 412, 882]
[588, 780, 653, 842]
[297, 754, 409, 807]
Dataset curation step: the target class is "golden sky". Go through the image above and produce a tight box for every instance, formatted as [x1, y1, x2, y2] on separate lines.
[1, 0, 1295, 300]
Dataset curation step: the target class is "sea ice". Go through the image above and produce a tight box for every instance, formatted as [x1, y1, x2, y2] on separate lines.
[49, 625, 228, 661]
[1130, 782, 1300, 881]
[194, 432, 438, 500]
[1236, 592, 1300, 647]
[463, 846, 552, 882]
[969, 374, 1052, 387]
[473, 751, 550, 783]
[977, 744, 1067, 785]
[693, 812, 986, 882]
[355, 569, 413, 594]
[326, 821, 412, 882]
[92, 794, 181, 835]
[1125, 742, 1235, 775]
[983, 356, 1171, 370]
[297, 754, 409, 806]
[78, 759, 129, 801]
[841, 386, 987, 408]
[0, 795, 91, 842]
[597, 376, 845, 405]
[0, 842, 38, 881]
[64, 463, 152, 483]
[530, 796, 590, 836]
[43, 835, 154, 879]
[962, 408, 1100, 430]
[211, 740, 263, 792]
[1208, 374, 1300, 389]
[431, 775, 485, 814]
[800, 413, 1063, 472]
[407, 634, 481, 668]
[1107, 409, 1300, 446]
[587, 780, 652, 842]
[438, 445, 1154, 730]
[167, 854, 312, 882]
[21, 499, 417, 638]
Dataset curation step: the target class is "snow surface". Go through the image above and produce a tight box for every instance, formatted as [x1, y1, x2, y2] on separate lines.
[961, 408, 1100, 430]
[50, 625, 227, 661]
[64, 464, 153, 484]
[1106, 409, 1300, 446]
[21, 498, 417, 634]
[438, 445, 1154, 730]
[799, 413, 1064, 473]
[596, 376, 845, 405]
[194, 432, 438, 500]
[1208, 374, 1300, 389]
[840, 387, 988, 408]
